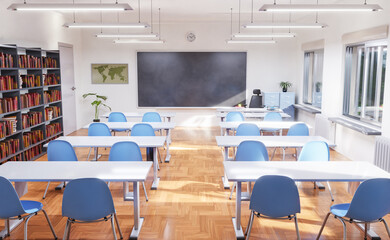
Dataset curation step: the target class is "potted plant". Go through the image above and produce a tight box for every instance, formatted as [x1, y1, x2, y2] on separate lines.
[315, 82, 322, 92]
[82, 93, 111, 122]
[279, 81, 292, 92]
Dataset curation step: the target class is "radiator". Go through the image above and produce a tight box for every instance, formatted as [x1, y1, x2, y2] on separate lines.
[374, 136, 390, 172]
[314, 114, 335, 143]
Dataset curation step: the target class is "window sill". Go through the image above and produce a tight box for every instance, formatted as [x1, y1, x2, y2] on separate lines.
[294, 104, 321, 114]
[328, 117, 381, 135]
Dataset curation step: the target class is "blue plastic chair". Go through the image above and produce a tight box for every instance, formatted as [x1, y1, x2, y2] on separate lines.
[298, 141, 334, 201]
[246, 175, 301, 240]
[108, 112, 128, 135]
[283, 123, 310, 160]
[108, 141, 149, 201]
[261, 112, 283, 135]
[236, 123, 260, 136]
[87, 122, 112, 161]
[62, 178, 123, 240]
[142, 112, 162, 122]
[0, 176, 57, 240]
[43, 140, 78, 199]
[230, 141, 269, 200]
[316, 178, 390, 240]
[225, 112, 244, 136]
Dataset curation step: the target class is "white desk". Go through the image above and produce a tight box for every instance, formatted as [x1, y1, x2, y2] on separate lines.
[216, 107, 283, 113]
[101, 112, 176, 122]
[224, 161, 390, 239]
[216, 112, 291, 122]
[44, 136, 166, 190]
[83, 122, 175, 163]
[219, 121, 308, 136]
[0, 161, 152, 239]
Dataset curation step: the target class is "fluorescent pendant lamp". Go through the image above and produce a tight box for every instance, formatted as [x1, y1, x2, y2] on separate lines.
[259, 4, 383, 12]
[227, 40, 276, 44]
[64, 23, 149, 28]
[114, 39, 164, 43]
[96, 33, 158, 38]
[8, 3, 132, 11]
[233, 33, 295, 38]
[243, 22, 327, 29]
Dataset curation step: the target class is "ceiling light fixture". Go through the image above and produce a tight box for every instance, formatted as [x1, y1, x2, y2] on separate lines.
[243, 22, 327, 29]
[8, 3, 132, 11]
[259, 4, 383, 12]
[64, 23, 149, 28]
[96, 34, 158, 38]
[227, 40, 277, 44]
[233, 33, 295, 38]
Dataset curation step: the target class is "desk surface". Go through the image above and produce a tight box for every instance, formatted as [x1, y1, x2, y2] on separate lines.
[220, 121, 308, 129]
[216, 135, 335, 148]
[43, 136, 166, 148]
[0, 161, 153, 182]
[216, 107, 282, 113]
[216, 112, 290, 119]
[224, 161, 390, 182]
[101, 112, 176, 118]
[83, 122, 176, 130]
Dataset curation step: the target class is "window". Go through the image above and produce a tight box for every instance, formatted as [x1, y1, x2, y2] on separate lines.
[303, 49, 324, 108]
[343, 40, 387, 125]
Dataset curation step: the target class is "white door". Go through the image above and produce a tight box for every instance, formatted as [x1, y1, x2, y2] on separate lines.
[59, 43, 77, 135]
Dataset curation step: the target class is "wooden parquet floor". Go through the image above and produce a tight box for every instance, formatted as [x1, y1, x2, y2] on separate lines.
[1, 127, 389, 239]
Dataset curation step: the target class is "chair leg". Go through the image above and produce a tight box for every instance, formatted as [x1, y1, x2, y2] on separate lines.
[316, 212, 331, 240]
[24, 214, 34, 240]
[6, 218, 10, 236]
[294, 215, 301, 240]
[229, 182, 236, 200]
[157, 161, 160, 171]
[42, 209, 57, 239]
[282, 147, 286, 161]
[381, 219, 390, 238]
[271, 148, 276, 160]
[326, 181, 335, 202]
[87, 147, 92, 161]
[63, 219, 70, 240]
[335, 217, 347, 240]
[110, 216, 118, 240]
[364, 223, 368, 240]
[142, 182, 149, 202]
[67, 220, 72, 240]
[43, 182, 51, 199]
[245, 210, 254, 236]
[245, 211, 255, 240]
[158, 148, 163, 163]
[114, 213, 123, 239]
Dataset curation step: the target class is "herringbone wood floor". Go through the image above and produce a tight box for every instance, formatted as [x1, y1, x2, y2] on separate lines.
[1, 127, 389, 239]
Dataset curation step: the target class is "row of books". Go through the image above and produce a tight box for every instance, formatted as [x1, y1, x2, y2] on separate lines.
[0, 115, 17, 138]
[21, 92, 41, 109]
[19, 55, 41, 69]
[0, 75, 18, 91]
[0, 138, 20, 160]
[21, 75, 41, 88]
[45, 106, 61, 120]
[44, 90, 61, 104]
[24, 145, 42, 161]
[7, 153, 22, 161]
[0, 96, 18, 114]
[22, 111, 42, 129]
[23, 129, 44, 148]
[46, 122, 61, 138]
[43, 74, 60, 85]
[0, 52, 14, 68]
[42, 57, 58, 68]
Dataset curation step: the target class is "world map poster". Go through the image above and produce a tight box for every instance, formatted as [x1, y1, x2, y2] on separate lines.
[91, 64, 128, 84]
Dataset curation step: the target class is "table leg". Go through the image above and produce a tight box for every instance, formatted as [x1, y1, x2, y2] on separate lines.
[222, 147, 230, 189]
[151, 147, 160, 190]
[164, 129, 171, 163]
[130, 181, 144, 240]
[232, 181, 245, 239]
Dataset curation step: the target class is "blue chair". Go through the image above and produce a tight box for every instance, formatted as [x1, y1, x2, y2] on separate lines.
[230, 140, 269, 200]
[236, 123, 260, 136]
[108, 112, 128, 136]
[246, 175, 301, 240]
[0, 176, 57, 240]
[261, 112, 283, 135]
[108, 141, 149, 202]
[62, 178, 123, 240]
[225, 112, 244, 136]
[43, 140, 78, 199]
[316, 178, 390, 240]
[283, 123, 310, 160]
[298, 141, 334, 201]
[142, 112, 162, 122]
[87, 122, 112, 161]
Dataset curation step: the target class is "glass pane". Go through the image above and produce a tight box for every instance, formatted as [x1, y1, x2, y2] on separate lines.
[363, 47, 378, 121]
[312, 50, 323, 108]
[379, 47, 387, 123]
[347, 47, 364, 118]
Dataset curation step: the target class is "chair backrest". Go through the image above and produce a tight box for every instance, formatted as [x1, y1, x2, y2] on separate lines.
[235, 140, 269, 161]
[236, 123, 260, 136]
[47, 140, 78, 162]
[108, 141, 143, 162]
[62, 178, 116, 221]
[131, 123, 155, 136]
[142, 112, 162, 122]
[226, 111, 244, 122]
[264, 112, 282, 121]
[287, 123, 309, 136]
[298, 141, 329, 162]
[88, 122, 112, 136]
[346, 178, 390, 222]
[250, 175, 301, 218]
[108, 112, 127, 122]
[0, 176, 26, 218]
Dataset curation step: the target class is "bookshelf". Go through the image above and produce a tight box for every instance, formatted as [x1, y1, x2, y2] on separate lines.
[0, 44, 63, 164]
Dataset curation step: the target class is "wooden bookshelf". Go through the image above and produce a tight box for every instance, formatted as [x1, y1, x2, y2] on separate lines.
[0, 44, 63, 164]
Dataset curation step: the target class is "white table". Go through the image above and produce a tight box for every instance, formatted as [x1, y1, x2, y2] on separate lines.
[101, 112, 176, 122]
[44, 136, 166, 190]
[0, 161, 152, 239]
[216, 112, 291, 122]
[224, 161, 390, 239]
[83, 122, 175, 163]
[219, 121, 309, 136]
[216, 107, 283, 113]
[216, 135, 334, 189]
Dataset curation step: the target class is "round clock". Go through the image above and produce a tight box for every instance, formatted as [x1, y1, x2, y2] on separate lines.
[186, 32, 196, 42]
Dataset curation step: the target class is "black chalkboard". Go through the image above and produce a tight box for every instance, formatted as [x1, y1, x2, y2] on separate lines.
[137, 52, 247, 107]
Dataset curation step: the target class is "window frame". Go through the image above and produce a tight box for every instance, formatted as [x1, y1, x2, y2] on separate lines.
[302, 49, 324, 109]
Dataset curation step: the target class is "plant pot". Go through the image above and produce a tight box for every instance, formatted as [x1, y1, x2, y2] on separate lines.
[93, 119, 100, 122]
[282, 88, 287, 92]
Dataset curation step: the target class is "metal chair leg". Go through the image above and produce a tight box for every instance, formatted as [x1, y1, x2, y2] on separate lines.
[326, 181, 335, 201]
[245, 211, 255, 240]
[43, 182, 51, 199]
[229, 182, 236, 200]
[364, 223, 368, 240]
[24, 214, 34, 240]
[63, 219, 70, 240]
[294, 215, 301, 240]
[67, 220, 72, 240]
[114, 213, 123, 239]
[335, 217, 347, 240]
[142, 182, 149, 202]
[110, 216, 118, 240]
[157, 161, 160, 171]
[42, 209, 58, 239]
[6, 218, 10, 236]
[282, 147, 286, 161]
[316, 212, 331, 240]
[158, 148, 163, 163]
[271, 148, 276, 160]
[245, 210, 254, 236]
[87, 147, 92, 161]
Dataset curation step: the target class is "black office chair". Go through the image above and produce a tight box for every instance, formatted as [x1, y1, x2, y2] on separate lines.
[249, 89, 263, 108]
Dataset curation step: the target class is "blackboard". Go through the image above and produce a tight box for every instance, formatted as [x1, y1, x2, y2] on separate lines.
[137, 52, 247, 107]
